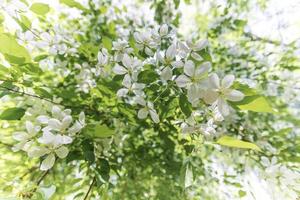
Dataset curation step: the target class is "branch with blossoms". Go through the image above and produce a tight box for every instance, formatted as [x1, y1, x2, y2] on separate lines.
[2, 0, 299, 199]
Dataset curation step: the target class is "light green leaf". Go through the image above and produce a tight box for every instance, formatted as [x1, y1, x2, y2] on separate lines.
[0, 107, 26, 120]
[102, 36, 112, 51]
[30, 3, 50, 16]
[0, 33, 31, 64]
[84, 123, 114, 138]
[15, 15, 32, 31]
[59, 0, 87, 11]
[217, 136, 261, 151]
[236, 95, 275, 113]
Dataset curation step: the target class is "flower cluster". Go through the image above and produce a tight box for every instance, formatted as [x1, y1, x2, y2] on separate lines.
[107, 24, 245, 127]
[12, 106, 85, 170]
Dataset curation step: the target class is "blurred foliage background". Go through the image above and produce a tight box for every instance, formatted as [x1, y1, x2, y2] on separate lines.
[0, 0, 300, 199]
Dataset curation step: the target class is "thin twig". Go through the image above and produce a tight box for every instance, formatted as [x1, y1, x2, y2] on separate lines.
[0, 141, 13, 148]
[0, 85, 58, 105]
[19, 166, 38, 180]
[153, 84, 171, 103]
[36, 170, 50, 186]
[244, 32, 282, 46]
[29, 170, 50, 198]
[0, 85, 103, 115]
[83, 176, 96, 200]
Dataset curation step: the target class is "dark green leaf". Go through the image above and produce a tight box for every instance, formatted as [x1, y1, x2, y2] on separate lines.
[0, 107, 26, 120]
[179, 94, 192, 117]
[138, 70, 159, 84]
[82, 139, 95, 163]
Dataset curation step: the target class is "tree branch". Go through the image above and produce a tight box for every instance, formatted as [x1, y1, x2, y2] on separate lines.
[244, 32, 287, 46]
[83, 176, 96, 200]
[0, 85, 103, 116]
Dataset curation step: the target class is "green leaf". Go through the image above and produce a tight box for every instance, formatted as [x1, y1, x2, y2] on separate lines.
[0, 107, 26, 120]
[30, 3, 50, 16]
[234, 19, 247, 28]
[198, 48, 212, 62]
[59, 0, 87, 11]
[78, 43, 99, 59]
[96, 158, 110, 182]
[0, 13, 4, 24]
[34, 87, 52, 99]
[0, 64, 10, 79]
[238, 190, 246, 197]
[102, 36, 112, 51]
[0, 33, 31, 64]
[217, 136, 261, 151]
[236, 95, 275, 113]
[173, 0, 180, 8]
[138, 70, 159, 84]
[179, 94, 192, 117]
[14, 15, 31, 31]
[84, 123, 114, 138]
[233, 82, 257, 96]
[82, 139, 95, 163]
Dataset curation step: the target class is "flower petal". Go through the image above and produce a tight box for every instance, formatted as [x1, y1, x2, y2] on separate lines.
[122, 74, 132, 88]
[134, 96, 146, 106]
[59, 135, 73, 145]
[203, 90, 219, 104]
[79, 112, 85, 125]
[184, 60, 195, 77]
[217, 98, 230, 116]
[138, 108, 148, 119]
[12, 132, 28, 141]
[191, 52, 203, 61]
[226, 90, 244, 102]
[209, 73, 220, 89]
[55, 146, 69, 159]
[161, 66, 173, 81]
[28, 146, 50, 158]
[25, 121, 35, 134]
[68, 121, 82, 135]
[117, 88, 129, 97]
[159, 24, 168, 36]
[48, 119, 62, 131]
[113, 64, 127, 75]
[195, 62, 211, 78]
[37, 115, 49, 124]
[222, 74, 235, 88]
[61, 116, 72, 130]
[149, 109, 160, 123]
[176, 75, 191, 88]
[171, 60, 184, 68]
[40, 153, 55, 171]
[38, 131, 56, 145]
[194, 39, 208, 51]
[187, 85, 201, 104]
[166, 44, 176, 60]
[51, 106, 61, 119]
[122, 54, 131, 69]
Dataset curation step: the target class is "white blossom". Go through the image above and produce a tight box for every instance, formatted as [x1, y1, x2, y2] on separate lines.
[136, 97, 160, 123]
[203, 73, 244, 116]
